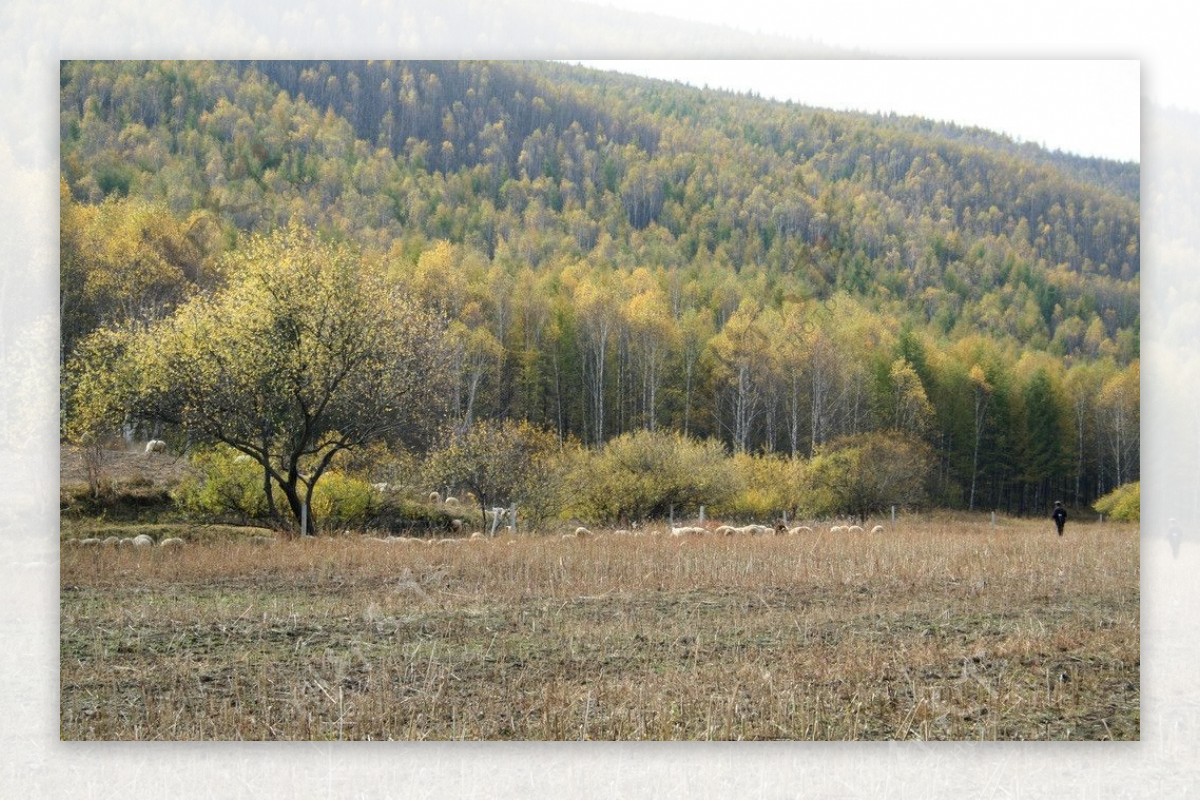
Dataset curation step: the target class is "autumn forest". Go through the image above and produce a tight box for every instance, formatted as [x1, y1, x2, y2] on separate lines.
[58, 59, 1139, 522]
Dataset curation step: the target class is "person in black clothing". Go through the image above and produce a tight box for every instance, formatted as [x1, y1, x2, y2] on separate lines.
[1052, 501, 1067, 536]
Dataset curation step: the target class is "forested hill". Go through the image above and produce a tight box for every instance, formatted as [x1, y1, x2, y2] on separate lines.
[59, 59, 1140, 512]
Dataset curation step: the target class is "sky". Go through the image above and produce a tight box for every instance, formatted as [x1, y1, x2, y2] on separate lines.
[570, 59, 1141, 163]
[579, 0, 1199, 164]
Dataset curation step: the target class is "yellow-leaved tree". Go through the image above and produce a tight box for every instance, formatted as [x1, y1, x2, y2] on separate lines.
[67, 223, 452, 535]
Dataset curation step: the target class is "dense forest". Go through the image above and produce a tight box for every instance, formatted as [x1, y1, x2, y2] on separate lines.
[59, 59, 1139, 517]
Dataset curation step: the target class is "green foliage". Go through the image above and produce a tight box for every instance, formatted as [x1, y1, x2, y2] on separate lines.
[568, 430, 735, 524]
[1093, 481, 1139, 522]
[172, 447, 268, 522]
[82, 224, 452, 535]
[59, 59, 1140, 517]
[715, 453, 806, 522]
[424, 419, 567, 526]
[310, 472, 377, 528]
[806, 431, 934, 521]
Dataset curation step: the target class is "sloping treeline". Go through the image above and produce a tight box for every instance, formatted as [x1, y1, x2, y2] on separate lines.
[59, 59, 1139, 513]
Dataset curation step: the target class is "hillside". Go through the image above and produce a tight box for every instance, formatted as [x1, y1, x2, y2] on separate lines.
[59, 59, 1139, 512]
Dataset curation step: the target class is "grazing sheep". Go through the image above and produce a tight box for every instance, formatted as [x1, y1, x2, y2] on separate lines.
[714, 525, 737, 536]
[233, 454, 253, 463]
[670, 526, 707, 537]
[613, 529, 632, 537]
[871, 525, 885, 534]
[444, 496, 460, 509]
[847, 525, 864, 533]
[573, 526, 593, 538]
[789, 526, 813, 535]
[428, 491, 441, 505]
[144, 439, 167, 455]
[469, 531, 486, 540]
[132, 534, 155, 547]
[450, 518, 463, 533]
[830, 525, 845, 533]
[73, 537, 102, 547]
[160, 537, 185, 547]
[735, 524, 770, 536]
[102, 536, 120, 547]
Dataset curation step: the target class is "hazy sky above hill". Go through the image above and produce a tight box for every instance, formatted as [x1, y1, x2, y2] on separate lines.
[578, 0, 1188, 164]
[571, 58, 1141, 163]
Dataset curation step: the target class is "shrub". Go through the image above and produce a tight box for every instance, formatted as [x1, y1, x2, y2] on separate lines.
[172, 446, 267, 522]
[568, 430, 736, 524]
[1093, 481, 1139, 522]
[715, 452, 806, 522]
[805, 430, 934, 521]
[425, 419, 570, 528]
[310, 471, 377, 529]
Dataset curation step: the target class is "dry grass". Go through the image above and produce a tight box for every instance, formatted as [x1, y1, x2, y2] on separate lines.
[60, 516, 1139, 740]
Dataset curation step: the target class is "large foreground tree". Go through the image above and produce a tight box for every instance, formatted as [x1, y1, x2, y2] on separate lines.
[74, 224, 452, 534]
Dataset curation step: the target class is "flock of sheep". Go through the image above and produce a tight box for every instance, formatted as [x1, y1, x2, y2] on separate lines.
[63, 520, 886, 550]
[80, 447, 889, 548]
[65, 534, 185, 548]
[561, 521, 885, 539]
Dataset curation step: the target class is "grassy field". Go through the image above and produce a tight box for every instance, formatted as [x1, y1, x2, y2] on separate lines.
[60, 515, 1139, 741]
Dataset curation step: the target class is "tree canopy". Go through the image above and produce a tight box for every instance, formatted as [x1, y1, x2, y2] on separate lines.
[73, 224, 451, 533]
[60, 59, 1139, 518]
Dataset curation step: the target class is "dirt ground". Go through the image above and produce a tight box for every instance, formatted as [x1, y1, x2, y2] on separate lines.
[60, 518, 1140, 741]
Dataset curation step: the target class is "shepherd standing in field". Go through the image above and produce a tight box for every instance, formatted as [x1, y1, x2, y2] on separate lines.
[1052, 501, 1067, 536]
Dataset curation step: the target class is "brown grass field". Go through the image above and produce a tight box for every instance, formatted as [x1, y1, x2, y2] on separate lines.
[60, 514, 1139, 741]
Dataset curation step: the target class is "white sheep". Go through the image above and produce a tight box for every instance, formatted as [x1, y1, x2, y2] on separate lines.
[789, 526, 814, 535]
[160, 537, 185, 547]
[573, 526, 593, 538]
[233, 454, 253, 463]
[145, 439, 167, 455]
[735, 524, 770, 536]
[847, 525, 864, 533]
[830, 525, 846, 533]
[670, 526, 707, 537]
[444, 495, 460, 509]
[428, 491, 441, 505]
[871, 525, 885, 534]
[714, 525, 737, 536]
[132, 534, 155, 547]
[73, 537, 102, 547]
